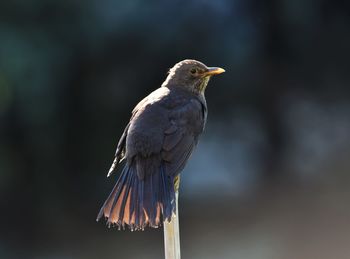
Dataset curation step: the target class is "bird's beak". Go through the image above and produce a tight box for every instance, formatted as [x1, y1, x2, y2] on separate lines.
[203, 67, 225, 77]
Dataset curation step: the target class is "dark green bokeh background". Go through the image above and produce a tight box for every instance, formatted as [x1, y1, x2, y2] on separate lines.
[1, 1, 350, 258]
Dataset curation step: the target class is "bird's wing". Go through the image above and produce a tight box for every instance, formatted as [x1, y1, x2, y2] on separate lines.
[161, 98, 205, 176]
[107, 123, 130, 177]
[107, 87, 162, 177]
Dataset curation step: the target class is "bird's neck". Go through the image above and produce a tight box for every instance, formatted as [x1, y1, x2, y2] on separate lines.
[162, 77, 209, 96]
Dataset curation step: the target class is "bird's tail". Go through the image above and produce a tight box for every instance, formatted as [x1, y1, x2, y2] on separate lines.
[96, 162, 176, 231]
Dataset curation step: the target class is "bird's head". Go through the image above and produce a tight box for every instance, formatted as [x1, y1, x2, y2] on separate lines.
[162, 59, 225, 94]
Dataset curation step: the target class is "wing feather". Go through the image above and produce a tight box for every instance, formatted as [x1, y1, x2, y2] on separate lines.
[161, 98, 204, 176]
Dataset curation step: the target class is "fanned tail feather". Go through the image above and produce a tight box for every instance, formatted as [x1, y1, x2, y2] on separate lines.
[97, 162, 175, 231]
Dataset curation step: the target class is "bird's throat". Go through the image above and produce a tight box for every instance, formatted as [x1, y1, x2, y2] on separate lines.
[196, 76, 210, 94]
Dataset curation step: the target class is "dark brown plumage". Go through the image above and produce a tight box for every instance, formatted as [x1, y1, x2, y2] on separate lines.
[97, 59, 225, 230]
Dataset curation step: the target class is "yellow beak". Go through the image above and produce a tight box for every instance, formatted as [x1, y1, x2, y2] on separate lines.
[203, 67, 225, 76]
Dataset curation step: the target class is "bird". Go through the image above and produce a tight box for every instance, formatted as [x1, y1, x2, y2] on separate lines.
[97, 59, 225, 231]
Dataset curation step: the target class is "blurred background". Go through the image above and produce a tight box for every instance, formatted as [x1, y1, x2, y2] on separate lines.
[1, 0, 350, 258]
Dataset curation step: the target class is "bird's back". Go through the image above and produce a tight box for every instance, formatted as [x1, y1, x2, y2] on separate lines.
[126, 86, 206, 163]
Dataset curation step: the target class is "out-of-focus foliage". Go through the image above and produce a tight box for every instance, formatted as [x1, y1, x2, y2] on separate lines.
[1, 1, 350, 258]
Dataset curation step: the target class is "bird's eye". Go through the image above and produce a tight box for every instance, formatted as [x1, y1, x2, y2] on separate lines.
[190, 68, 197, 74]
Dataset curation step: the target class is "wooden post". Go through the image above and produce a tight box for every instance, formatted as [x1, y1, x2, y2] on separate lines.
[163, 191, 181, 259]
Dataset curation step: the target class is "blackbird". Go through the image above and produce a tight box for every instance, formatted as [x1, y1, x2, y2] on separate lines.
[97, 59, 225, 230]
